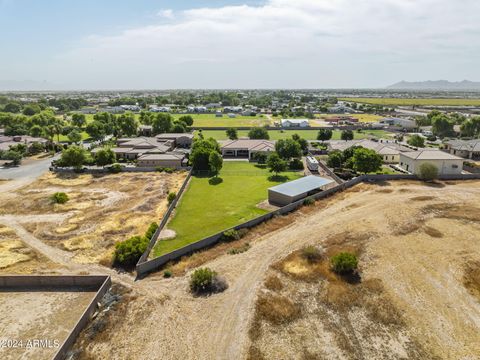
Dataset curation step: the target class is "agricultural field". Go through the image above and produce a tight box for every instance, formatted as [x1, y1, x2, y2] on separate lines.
[76, 180, 480, 360]
[311, 113, 383, 124]
[152, 161, 302, 257]
[197, 129, 394, 141]
[340, 97, 480, 106]
[0, 171, 186, 266]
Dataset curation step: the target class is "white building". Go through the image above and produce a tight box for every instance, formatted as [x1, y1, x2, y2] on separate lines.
[281, 119, 310, 128]
[399, 150, 464, 175]
[379, 117, 417, 129]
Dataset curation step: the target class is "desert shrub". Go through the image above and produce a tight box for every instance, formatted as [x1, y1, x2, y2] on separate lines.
[51, 192, 69, 204]
[155, 167, 165, 172]
[221, 229, 241, 242]
[289, 158, 304, 170]
[167, 192, 176, 205]
[418, 162, 439, 182]
[237, 228, 249, 238]
[190, 267, 228, 295]
[144, 222, 159, 240]
[303, 198, 315, 206]
[113, 236, 148, 267]
[108, 163, 123, 173]
[330, 252, 358, 274]
[164, 167, 174, 174]
[227, 243, 251, 255]
[301, 246, 322, 262]
[163, 270, 172, 278]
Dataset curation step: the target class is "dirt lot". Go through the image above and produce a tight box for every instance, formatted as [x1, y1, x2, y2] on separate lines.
[68, 180, 480, 360]
[0, 289, 97, 360]
[0, 171, 186, 266]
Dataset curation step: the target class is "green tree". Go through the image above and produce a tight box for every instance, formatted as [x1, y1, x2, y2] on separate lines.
[327, 150, 343, 168]
[152, 113, 173, 134]
[86, 121, 106, 141]
[340, 130, 354, 141]
[178, 115, 194, 126]
[431, 114, 454, 138]
[1, 150, 22, 165]
[407, 134, 425, 148]
[351, 148, 382, 174]
[117, 112, 138, 137]
[113, 236, 148, 267]
[67, 129, 82, 144]
[267, 152, 287, 175]
[171, 121, 186, 133]
[71, 113, 86, 128]
[275, 138, 302, 160]
[95, 147, 116, 167]
[59, 145, 88, 169]
[209, 151, 223, 177]
[22, 104, 41, 116]
[317, 129, 333, 142]
[4, 102, 21, 113]
[29, 125, 44, 137]
[226, 128, 238, 140]
[190, 138, 221, 171]
[418, 162, 439, 182]
[248, 127, 270, 139]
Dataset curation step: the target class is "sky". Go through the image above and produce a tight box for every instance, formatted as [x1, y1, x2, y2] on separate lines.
[0, 0, 479, 90]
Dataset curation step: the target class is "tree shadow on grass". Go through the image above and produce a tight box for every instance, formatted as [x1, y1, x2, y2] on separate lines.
[209, 177, 224, 185]
[254, 164, 267, 169]
[268, 174, 289, 183]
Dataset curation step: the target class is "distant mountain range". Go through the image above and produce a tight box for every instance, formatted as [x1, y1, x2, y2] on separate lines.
[387, 80, 480, 91]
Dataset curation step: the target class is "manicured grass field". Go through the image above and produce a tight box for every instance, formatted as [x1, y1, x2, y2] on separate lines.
[172, 114, 272, 127]
[339, 97, 480, 106]
[197, 129, 393, 141]
[152, 162, 302, 257]
[57, 131, 91, 142]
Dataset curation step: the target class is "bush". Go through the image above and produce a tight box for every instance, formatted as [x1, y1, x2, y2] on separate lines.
[190, 268, 228, 295]
[155, 167, 165, 172]
[301, 246, 322, 262]
[51, 192, 69, 204]
[108, 163, 123, 173]
[418, 162, 439, 182]
[330, 252, 358, 274]
[144, 222, 159, 240]
[164, 167, 174, 174]
[227, 243, 251, 255]
[303, 198, 315, 206]
[221, 229, 240, 242]
[167, 192, 176, 205]
[163, 270, 172, 278]
[113, 236, 148, 267]
[288, 158, 304, 170]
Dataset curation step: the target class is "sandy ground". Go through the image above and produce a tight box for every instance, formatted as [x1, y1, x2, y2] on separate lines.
[0, 290, 97, 360]
[0, 171, 186, 265]
[70, 180, 480, 360]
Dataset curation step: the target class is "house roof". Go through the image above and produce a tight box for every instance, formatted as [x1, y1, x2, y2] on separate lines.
[221, 139, 275, 152]
[269, 176, 334, 197]
[445, 139, 480, 152]
[137, 153, 184, 160]
[400, 149, 464, 160]
[156, 133, 194, 140]
[328, 139, 410, 155]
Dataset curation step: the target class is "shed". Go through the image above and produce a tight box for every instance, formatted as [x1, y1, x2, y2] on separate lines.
[268, 176, 334, 206]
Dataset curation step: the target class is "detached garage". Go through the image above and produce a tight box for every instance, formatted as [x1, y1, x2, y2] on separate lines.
[268, 176, 334, 206]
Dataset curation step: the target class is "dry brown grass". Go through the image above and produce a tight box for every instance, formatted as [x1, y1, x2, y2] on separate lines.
[255, 293, 301, 325]
[410, 195, 436, 201]
[422, 203, 480, 222]
[264, 275, 284, 292]
[423, 226, 443, 238]
[464, 261, 480, 301]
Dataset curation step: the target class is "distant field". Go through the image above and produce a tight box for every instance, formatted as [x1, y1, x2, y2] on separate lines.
[197, 129, 393, 141]
[172, 114, 271, 127]
[312, 114, 382, 123]
[339, 97, 480, 106]
[58, 131, 90, 142]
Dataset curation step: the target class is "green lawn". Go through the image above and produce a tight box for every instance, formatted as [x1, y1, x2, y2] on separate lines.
[152, 162, 302, 257]
[339, 97, 480, 106]
[172, 114, 271, 127]
[57, 131, 91, 142]
[197, 129, 393, 141]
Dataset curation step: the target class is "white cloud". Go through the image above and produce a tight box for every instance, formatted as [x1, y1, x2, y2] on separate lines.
[157, 9, 174, 19]
[53, 0, 480, 89]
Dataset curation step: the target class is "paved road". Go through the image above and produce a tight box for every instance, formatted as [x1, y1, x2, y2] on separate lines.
[0, 155, 56, 181]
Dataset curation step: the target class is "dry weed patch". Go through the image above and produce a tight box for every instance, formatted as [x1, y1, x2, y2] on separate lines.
[464, 261, 480, 301]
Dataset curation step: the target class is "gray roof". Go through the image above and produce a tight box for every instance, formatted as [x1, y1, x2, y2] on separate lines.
[400, 149, 464, 160]
[269, 176, 334, 197]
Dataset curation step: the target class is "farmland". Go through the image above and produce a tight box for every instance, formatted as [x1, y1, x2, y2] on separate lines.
[152, 161, 302, 257]
[340, 97, 480, 106]
[197, 129, 393, 141]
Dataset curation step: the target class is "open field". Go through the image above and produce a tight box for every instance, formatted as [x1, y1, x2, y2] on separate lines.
[76, 180, 480, 359]
[0, 289, 97, 360]
[311, 113, 383, 124]
[0, 171, 186, 265]
[340, 97, 480, 106]
[57, 131, 90, 142]
[152, 162, 302, 257]
[197, 129, 393, 141]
